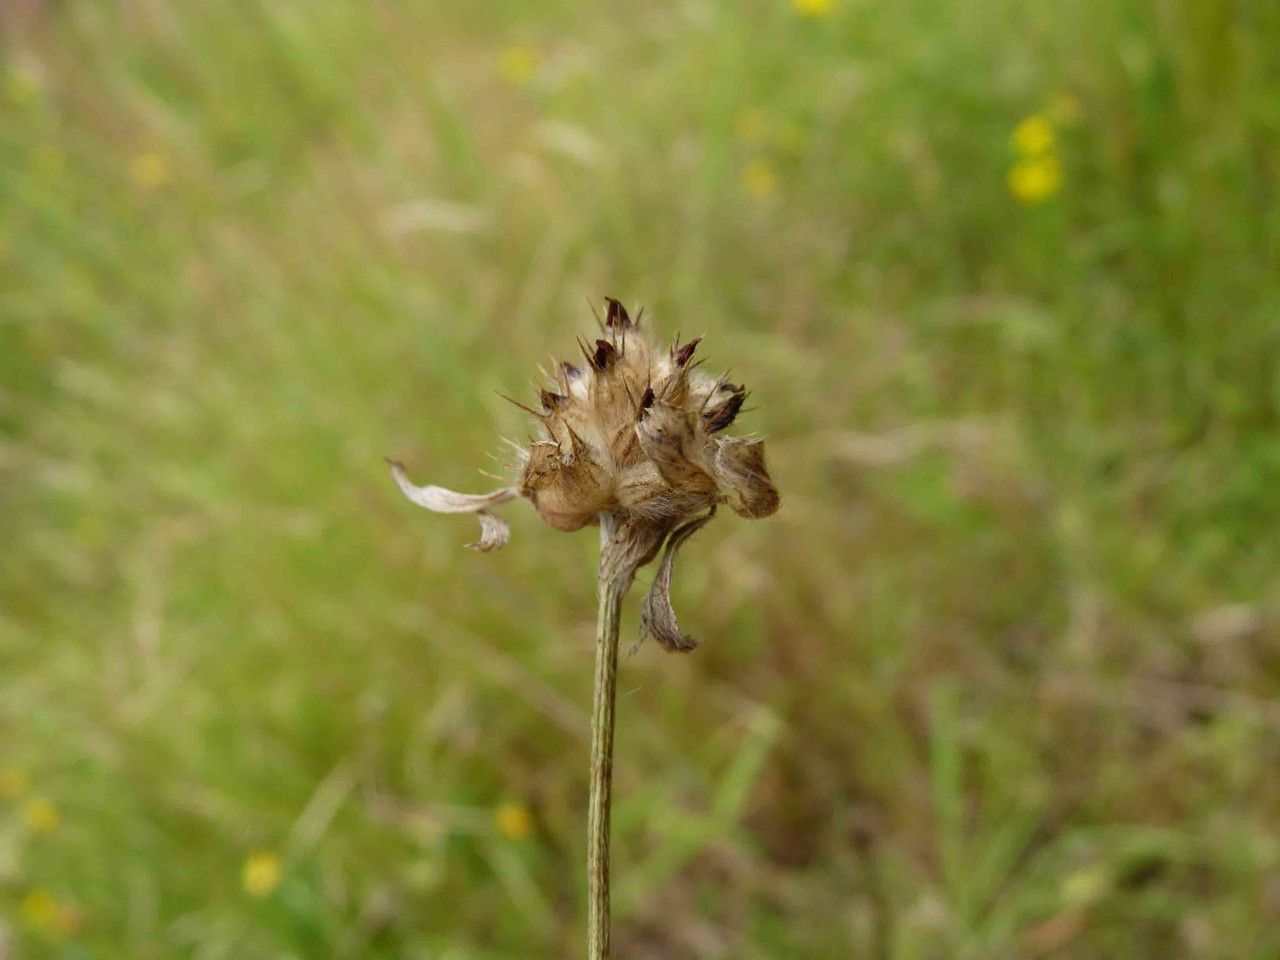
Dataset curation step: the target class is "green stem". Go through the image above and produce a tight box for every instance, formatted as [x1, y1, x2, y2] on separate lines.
[588, 517, 628, 960]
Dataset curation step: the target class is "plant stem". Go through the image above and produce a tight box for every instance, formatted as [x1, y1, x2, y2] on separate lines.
[588, 516, 627, 960]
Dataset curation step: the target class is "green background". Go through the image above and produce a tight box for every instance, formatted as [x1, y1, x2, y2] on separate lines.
[2, 1, 1279, 957]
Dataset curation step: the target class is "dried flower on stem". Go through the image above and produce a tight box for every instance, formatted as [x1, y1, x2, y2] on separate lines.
[389, 298, 779, 958]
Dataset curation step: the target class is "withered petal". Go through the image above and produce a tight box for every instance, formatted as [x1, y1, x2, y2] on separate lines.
[468, 511, 511, 552]
[387, 459, 518, 549]
[639, 509, 715, 652]
[713, 438, 780, 518]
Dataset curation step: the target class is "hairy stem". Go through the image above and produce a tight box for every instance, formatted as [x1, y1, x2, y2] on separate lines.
[588, 515, 628, 960]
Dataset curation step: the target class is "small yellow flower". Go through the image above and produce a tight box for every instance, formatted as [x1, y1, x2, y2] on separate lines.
[740, 157, 778, 199]
[242, 850, 282, 897]
[130, 149, 172, 189]
[24, 796, 59, 833]
[495, 801, 533, 841]
[21, 888, 59, 930]
[498, 45, 540, 86]
[0, 765, 28, 798]
[1011, 114, 1055, 156]
[1008, 155, 1062, 205]
[793, 0, 836, 16]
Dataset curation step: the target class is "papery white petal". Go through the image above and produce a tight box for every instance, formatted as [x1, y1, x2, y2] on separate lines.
[387, 459, 518, 551]
[387, 459, 518, 512]
[468, 511, 511, 552]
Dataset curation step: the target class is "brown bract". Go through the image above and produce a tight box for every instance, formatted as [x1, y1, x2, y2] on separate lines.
[389, 297, 780, 651]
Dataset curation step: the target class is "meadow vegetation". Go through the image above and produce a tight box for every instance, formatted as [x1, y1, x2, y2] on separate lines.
[2, 1, 1279, 957]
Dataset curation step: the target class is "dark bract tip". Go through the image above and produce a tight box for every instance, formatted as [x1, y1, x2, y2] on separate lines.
[704, 388, 746, 432]
[604, 297, 631, 328]
[674, 337, 701, 367]
[593, 338, 617, 370]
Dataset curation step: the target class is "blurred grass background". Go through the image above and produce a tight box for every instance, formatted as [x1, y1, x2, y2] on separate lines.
[2, 0, 1279, 957]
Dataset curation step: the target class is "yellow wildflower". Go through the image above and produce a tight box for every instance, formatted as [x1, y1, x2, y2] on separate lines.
[130, 149, 172, 189]
[793, 0, 836, 16]
[495, 801, 533, 841]
[1008, 155, 1062, 204]
[1011, 114, 1054, 156]
[0, 765, 27, 798]
[740, 157, 778, 199]
[24, 796, 59, 833]
[242, 850, 282, 897]
[21, 888, 59, 930]
[498, 45, 539, 86]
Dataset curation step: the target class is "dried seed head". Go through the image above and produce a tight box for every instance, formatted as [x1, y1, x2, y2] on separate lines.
[518, 308, 776, 532]
[389, 298, 780, 651]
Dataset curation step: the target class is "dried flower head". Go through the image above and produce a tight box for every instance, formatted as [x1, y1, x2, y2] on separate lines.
[389, 298, 779, 651]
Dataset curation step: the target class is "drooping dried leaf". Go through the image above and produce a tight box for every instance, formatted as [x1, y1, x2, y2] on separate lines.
[639, 509, 715, 652]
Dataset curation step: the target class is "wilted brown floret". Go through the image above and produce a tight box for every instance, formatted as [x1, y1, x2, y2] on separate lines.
[389, 299, 780, 651]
